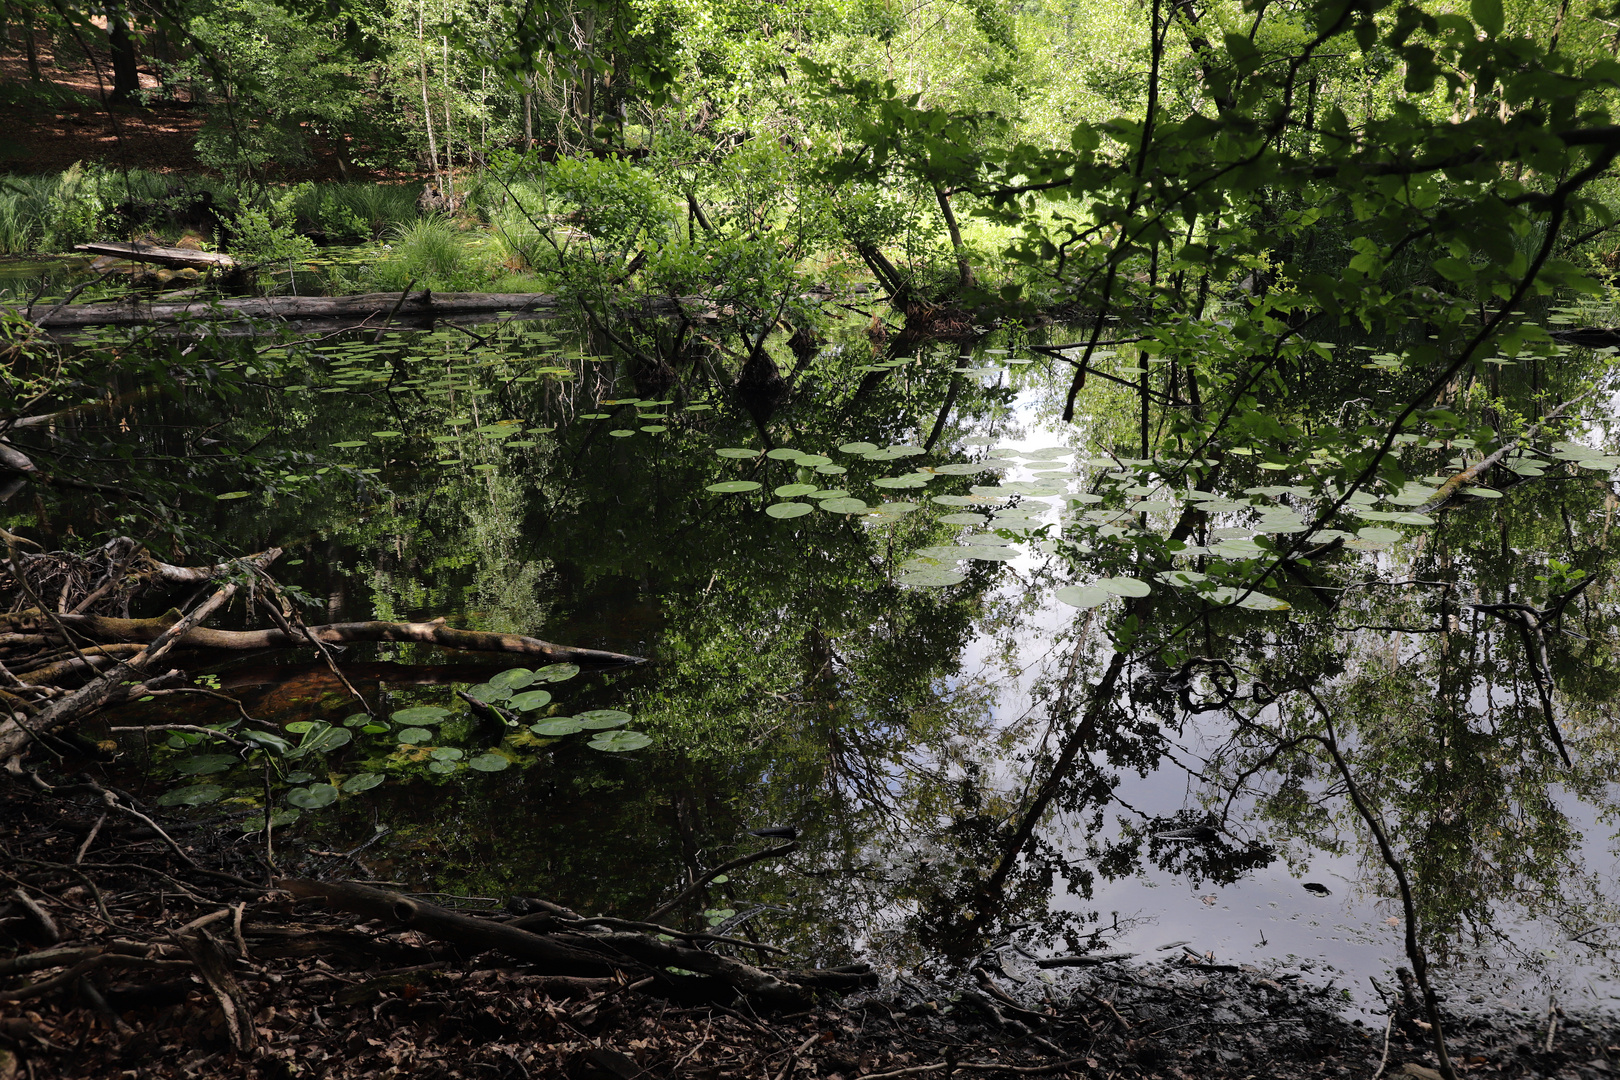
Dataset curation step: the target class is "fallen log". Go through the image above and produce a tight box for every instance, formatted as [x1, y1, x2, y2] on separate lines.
[278, 879, 870, 1008]
[16, 290, 572, 328]
[73, 242, 237, 271]
[5, 611, 647, 666]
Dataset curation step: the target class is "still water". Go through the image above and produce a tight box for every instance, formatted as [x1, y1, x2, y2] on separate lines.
[22, 310, 1618, 1021]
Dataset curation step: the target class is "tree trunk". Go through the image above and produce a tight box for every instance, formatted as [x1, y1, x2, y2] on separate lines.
[933, 184, 975, 289]
[24, 10, 41, 83]
[109, 7, 139, 104]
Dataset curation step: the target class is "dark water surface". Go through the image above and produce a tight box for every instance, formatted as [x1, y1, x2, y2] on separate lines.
[19, 309, 1620, 1022]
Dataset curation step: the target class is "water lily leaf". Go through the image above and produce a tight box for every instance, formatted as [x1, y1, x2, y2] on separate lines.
[640, 425, 667, 434]
[608, 429, 635, 437]
[812, 489, 850, 500]
[588, 730, 653, 752]
[962, 532, 1013, 546]
[242, 729, 295, 755]
[1213, 538, 1267, 557]
[1055, 585, 1110, 609]
[1063, 493, 1103, 505]
[819, 497, 869, 514]
[341, 772, 385, 794]
[392, 706, 451, 725]
[174, 753, 237, 775]
[216, 491, 252, 501]
[430, 746, 465, 762]
[507, 689, 554, 711]
[530, 718, 583, 736]
[466, 683, 512, 703]
[1387, 512, 1435, 526]
[916, 546, 966, 560]
[489, 668, 537, 691]
[707, 481, 762, 494]
[1156, 570, 1210, 587]
[469, 752, 512, 771]
[766, 448, 802, 460]
[157, 783, 225, 807]
[1207, 587, 1292, 611]
[963, 547, 1017, 561]
[428, 760, 456, 774]
[1097, 577, 1151, 597]
[815, 464, 847, 475]
[716, 448, 760, 459]
[795, 454, 833, 467]
[933, 462, 1002, 475]
[286, 783, 339, 810]
[896, 567, 966, 587]
[872, 501, 919, 516]
[775, 483, 819, 498]
[534, 663, 581, 682]
[872, 475, 929, 489]
[1357, 527, 1403, 542]
[288, 723, 351, 759]
[838, 442, 878, 454]
[886, 445, 926, 456]
[329, 441, 368, 449]
[767, 501, 813, 518]
[939, 513, 988, 526]
[578, 709, 632, 730]
[397, 727, 433, 744]
[342, 713, 372, 728]
[285, 721, 317, 734]
[1192, 498, 1250, 513]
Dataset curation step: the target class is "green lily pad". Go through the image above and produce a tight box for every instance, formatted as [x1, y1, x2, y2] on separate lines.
[1357, 527, 1403, 542]
[397, 727, 433, 744]
[174, 754, 238, 776]
[341, 773, 385, 793]
[534, 663, 580, 682]
[766, 448, 802, 460]
[588, 730, 653, 752]
[838, 442, 878, 454]
[391, 706, 451, 725]
[796, 454, 833, 467]
[466, 683, 512, 702]
[716, 448, 761, 459]
[329, 441, 369, 449]
[812, 488, 850, 500]
[896, 567, 966, 587]
[1096, 577, 1151, 597]
[286, 783, 339, 810]
[707, 481, 762, 494]
[1055, 585, 1111, 609]
[489, 668, 537, 691]
[507, 689, 554, 711]
[216, 491, 253, 501]
[775, 483, 819, 498]
[469, 752, 512, 771]
[578, 709, 632, 730]
[872, 502, 919, 515]
[873, 474, 929, 489]
[157, 783, 225, 807]
[939, 513, 988, 526]
[819, 497, 869, 514]
[530, 718, 584, 736]
[767, 502, 813, 518]
[430, 746, 466, 762]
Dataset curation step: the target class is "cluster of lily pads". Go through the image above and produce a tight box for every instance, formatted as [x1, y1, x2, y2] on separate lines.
[580, 395, 716, 438]
[148, 661, 651, 830]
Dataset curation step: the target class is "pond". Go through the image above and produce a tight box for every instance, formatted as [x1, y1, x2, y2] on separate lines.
[11, 303, 1620, 1025]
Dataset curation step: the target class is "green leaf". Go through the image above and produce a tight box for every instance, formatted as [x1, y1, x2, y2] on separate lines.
[578, 709, 632, 730]
[896, 567, 965, 587]
[707, 481, 762, 494]
[216, 491, 253, 501]
[818, 497, 869, 514]
[838, 442, 878, 454]
[242, 729, 295, 755]
[767, 502, 813, 518]
[774, 483, 819, 498]
[466, 683, 512, 703]
[174, 754, 238, 775]
[1471, 0, 1503, 36]
[1096, 577, 1151, 598]
[157, 783, 225, 807]
[397, 727, 433, 744]
[533, 663, 581, 682]
[341, 772, 385, 794]
[392, 706, 451, 725]
[507, 689, 554, 711]
[287, 723, 351, 759]
[715, 448, 760, 459]
[286, 783, 339, 810]
[766, 448, 802, 460]
[469, 752, 512, 771]
[530, 718, 583, 736]
[1055, 585, 1110, 609]
[587, 730, 653, 752]
[488, 668, 537, 691]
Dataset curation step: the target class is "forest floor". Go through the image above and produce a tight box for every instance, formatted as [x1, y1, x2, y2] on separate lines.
[3, 775, 1617, 1080]
[0, 38, 375, 179]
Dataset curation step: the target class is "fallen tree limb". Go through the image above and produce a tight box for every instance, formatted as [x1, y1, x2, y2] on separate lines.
[5, 611, 647, 665]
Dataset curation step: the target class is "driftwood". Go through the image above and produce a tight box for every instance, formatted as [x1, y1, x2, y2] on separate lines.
[73, 242, 237, 271]
[5, 611, 646, 665]
[277, 878, 873, 1008]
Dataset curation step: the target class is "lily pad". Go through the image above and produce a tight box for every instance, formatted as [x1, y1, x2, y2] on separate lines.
[1055, 585, 1111, 609]
[578, 709, 632, 730]
[489, 668, 537, 691]
[588, 730, 653, 752]
[174, 754, 238, 776]
[766, 448, 802, 460]
[873, 475, 929, 489]
[774, 483, 819, 498]
[1096, 577, 1151, 598]
[286, 783, 339, 810]
[397, 727, 433, 744]
[157, 783, 225, 807]
[707, 481, 762, 494]
[530, 718, 584, 736]
[767, 502, 813, 518]
[872, 502, 920, 515]
[939, 513, 988, 526]
[534, 663, 581, 682]
[896, 567, 966, 587]
[341, 773, 385, 794]
[819, 497, 869, 514]
[716, 448, 760, 459]
[1357, 527, 1403, 542]
[392, 706, 451, 726]
[507, 689, 554, 711]
[469, 753, 511, 771]
[838, 442, 878, 454]
[466, 683, 511, 702]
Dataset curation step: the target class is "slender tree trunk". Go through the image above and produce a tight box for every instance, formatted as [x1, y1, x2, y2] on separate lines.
[441, 35, 454, 196]
[108, 6, 139, 104]
[417, 6, 441, 185]
[523, 76, 533, 146]
[24, 9, 41, 82]
[933, 184, 975, 289]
